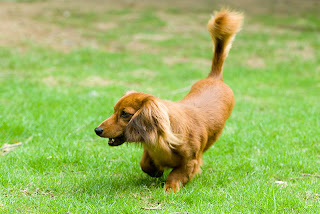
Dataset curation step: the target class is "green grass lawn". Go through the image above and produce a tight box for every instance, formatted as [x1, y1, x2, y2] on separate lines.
[0, 0, 319, 213]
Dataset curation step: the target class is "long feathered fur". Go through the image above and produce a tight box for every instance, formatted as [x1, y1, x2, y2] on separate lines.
[125, 97, 182, 150]
[207, 9, 243, 79]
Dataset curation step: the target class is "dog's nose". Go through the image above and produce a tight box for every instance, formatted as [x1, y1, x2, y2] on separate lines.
[94, 127, 104, 136]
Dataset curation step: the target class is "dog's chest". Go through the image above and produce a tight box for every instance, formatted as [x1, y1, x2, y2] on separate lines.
[145, 146, 180, 168]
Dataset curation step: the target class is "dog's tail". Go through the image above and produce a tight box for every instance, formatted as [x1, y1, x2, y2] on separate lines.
[207, 9, 243, 79]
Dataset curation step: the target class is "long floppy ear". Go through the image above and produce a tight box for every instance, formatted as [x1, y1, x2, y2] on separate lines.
[125, 97, 180, 148]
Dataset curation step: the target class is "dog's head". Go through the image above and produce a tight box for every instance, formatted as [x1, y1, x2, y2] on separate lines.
[94, 91, 178, 147]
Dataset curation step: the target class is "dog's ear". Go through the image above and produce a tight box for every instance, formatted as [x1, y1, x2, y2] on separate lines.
[125, 97, 179, 147]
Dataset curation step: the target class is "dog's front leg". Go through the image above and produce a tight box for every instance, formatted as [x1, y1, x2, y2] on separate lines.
[165, 159, 199, 192]
[140, 150, 164, 177]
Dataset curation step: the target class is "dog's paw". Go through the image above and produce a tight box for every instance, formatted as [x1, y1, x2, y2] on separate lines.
[164, 181, 181, 193]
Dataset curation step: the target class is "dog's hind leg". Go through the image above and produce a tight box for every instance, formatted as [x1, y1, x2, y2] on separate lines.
[140, 150, 164, 177]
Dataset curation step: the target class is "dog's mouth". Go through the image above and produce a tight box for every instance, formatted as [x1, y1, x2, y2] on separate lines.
[108, 135, 126, 146]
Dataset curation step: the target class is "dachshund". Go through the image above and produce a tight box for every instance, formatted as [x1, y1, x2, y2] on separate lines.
[95, 9, 243, 192]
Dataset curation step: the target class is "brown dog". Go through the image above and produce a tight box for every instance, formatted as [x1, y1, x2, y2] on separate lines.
[95, 9, 243, 192]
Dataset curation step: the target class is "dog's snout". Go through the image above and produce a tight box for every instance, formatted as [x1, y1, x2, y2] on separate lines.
[94, 127, 104, 136]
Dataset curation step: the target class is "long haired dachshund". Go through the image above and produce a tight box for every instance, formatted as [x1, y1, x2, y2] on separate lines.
[95, 9, 243, 192]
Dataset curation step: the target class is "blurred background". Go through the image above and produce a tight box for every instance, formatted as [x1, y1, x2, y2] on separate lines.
[0, 0, 319, 52]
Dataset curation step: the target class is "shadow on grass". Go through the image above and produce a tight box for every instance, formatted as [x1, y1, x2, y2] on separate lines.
[76, 171, 168, 195]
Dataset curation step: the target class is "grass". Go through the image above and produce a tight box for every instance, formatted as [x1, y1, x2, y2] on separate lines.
[0, 0, 320, 213]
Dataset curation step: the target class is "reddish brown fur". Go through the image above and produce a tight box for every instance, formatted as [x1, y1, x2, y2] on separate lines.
[95, 9, 243, 192]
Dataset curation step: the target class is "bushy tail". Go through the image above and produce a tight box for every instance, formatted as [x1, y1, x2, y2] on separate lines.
[207, 9, 243, 79]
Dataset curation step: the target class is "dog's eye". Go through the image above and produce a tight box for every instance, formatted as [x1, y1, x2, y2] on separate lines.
[120, 111, 131, 119]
